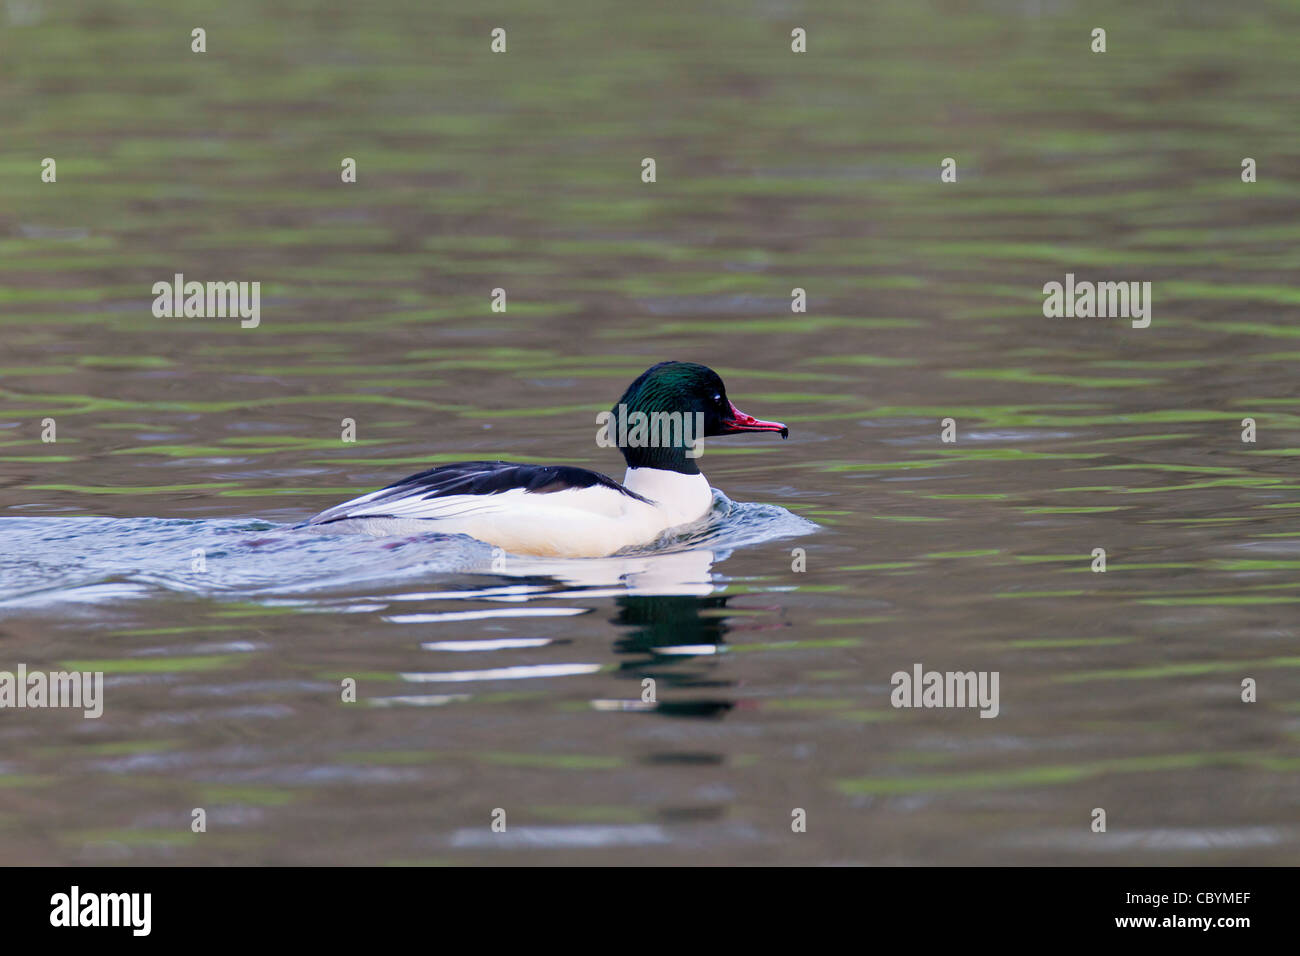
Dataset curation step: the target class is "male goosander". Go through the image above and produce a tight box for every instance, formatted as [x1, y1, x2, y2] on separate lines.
[305, 361, 788, 557]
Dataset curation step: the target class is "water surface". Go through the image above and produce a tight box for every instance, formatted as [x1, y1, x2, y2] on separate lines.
[1, 0, 1298, 864]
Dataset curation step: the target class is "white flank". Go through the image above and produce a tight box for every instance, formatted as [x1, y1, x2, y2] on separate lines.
[308, 467, 715, 558]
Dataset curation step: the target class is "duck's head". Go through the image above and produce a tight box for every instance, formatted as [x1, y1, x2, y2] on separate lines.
[607, 361, 787, 474]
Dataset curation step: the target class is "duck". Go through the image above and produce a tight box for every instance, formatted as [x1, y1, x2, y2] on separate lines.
[304, 361, 788, 557]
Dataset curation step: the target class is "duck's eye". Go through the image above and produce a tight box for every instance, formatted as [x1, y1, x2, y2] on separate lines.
[712, 393, 722, 404]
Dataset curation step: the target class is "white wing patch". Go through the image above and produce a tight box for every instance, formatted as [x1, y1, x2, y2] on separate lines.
[311, 483, 633, 525]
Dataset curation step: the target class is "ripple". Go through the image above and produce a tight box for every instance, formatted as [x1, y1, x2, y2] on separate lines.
[421, 638, 554, 651]
[399, 663, 603, 683]
[0, 494, 816, 611]
[385, 608, 588, 624]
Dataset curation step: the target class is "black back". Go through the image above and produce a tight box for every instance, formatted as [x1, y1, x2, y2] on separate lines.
[391, 461, 645, 500]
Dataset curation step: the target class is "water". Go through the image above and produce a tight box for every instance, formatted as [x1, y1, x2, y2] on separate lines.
[1, 0, 1299, 864]
[0, 494, 814, 597]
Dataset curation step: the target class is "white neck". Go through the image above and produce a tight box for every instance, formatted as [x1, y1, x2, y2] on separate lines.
[622, 467, 713, 525]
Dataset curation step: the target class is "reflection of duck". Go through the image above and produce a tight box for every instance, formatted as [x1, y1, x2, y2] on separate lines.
[613, 592, 730, 656]
[612, 592, 737, 718]
[502, 547, 718, 597]
[305, 363, 787, 557]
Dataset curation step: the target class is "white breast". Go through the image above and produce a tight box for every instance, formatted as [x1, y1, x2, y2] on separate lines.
[620, 467, 713, 526]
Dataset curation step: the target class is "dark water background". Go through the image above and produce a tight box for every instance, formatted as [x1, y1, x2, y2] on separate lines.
[1, 0, 1298, 864]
